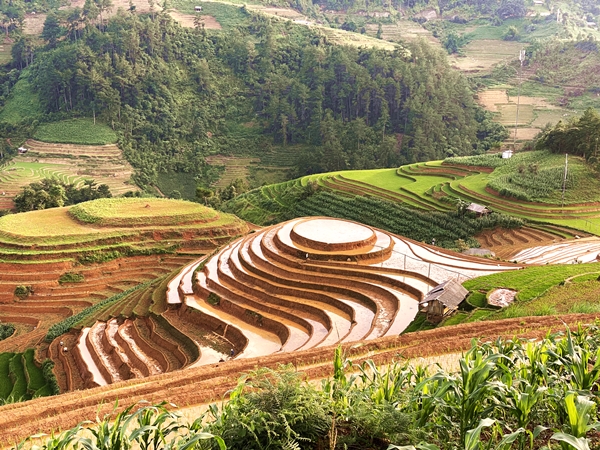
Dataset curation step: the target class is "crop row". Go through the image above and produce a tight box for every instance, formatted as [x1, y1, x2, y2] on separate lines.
[45, 282, 152, 342]
[0, 350, 57, 403]
[292, 191, 523, 249]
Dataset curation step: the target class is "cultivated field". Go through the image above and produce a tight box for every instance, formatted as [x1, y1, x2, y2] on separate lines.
[1, 312, 597, 445]
[285, 155, 600, 234]
[0, 198, 248, 401]
[0, 139, 137, 210]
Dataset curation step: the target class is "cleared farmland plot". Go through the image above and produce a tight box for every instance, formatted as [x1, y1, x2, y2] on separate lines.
[0, 140, 138, 210]
[61, 215, 519, 390]
[448, 39, 523, 74]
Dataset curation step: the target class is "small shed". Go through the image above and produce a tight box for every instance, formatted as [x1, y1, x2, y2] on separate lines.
[18, 147, 28, 154]
[502, 149, 513, 159]
[194, 5, 202, 11]
[466, 203, 490, 216]
[419, 280, 468, 323]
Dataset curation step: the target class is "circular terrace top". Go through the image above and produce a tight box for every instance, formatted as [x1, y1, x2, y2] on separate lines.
[290, 218, 376, 252]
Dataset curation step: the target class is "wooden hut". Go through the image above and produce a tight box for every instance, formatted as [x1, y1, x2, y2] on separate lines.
[466, 203, 490, 217]
[419, 279, 468, 323]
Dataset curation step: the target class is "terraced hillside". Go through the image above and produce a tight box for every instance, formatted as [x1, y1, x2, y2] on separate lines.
[227, 153, 599, 239]
[0, 198, 248, 394]
[52, 217, 520, 391]
[0, 140, 138, 210]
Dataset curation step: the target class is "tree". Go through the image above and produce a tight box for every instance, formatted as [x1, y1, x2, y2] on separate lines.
[497, 0, 526, 20]
[42, 14, 64, 47]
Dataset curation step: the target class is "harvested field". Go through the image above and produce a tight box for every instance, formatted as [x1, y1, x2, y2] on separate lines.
[1, 313, 598, 445]
[478, 88, 573, 142]
[168, 11, 222, 28]
[205, 155, 259, 189]
[23, 13, 46, 35]
[448, 40, 523, 75]
[365, 20, 440, 46]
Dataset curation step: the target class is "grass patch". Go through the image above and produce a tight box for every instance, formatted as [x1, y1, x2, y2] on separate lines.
[34, 119, 117, 145]
[156, 171, 199, 201]
[69, 198, 218, 226]
[0, 70, 42, 125]
[440, 311, 469, 327]
[466, 291, 487, 308]
[8, 354, 28, 401]
[23, 349, 45, 392]
[0, 353, 13, 399]
[464, 263, 600, 320]
[170, 0, 250, 29]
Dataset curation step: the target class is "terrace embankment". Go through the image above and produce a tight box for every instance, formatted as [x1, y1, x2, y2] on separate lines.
[0, 198, 248, 397]
[40, 216, 519, 394]
[0, 313, 598, 445]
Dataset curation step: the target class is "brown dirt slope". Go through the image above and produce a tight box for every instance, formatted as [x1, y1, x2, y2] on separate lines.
[0, 314, 597, 445]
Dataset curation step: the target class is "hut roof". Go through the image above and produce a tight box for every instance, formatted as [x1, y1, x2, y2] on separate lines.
[466, 203, 489, 214]
[419, 279, 468, 309]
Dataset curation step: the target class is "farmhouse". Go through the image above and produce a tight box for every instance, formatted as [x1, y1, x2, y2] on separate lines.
[466, 202, 490, 216]
[502, 149, 513, 159]
[195, 5, 202, 11]
[419, 279, 468, 323]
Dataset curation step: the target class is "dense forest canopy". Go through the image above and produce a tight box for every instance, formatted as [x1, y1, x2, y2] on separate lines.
[0, 7, 501, 189]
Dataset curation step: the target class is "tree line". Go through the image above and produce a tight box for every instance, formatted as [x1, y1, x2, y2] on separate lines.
[2, 7, 504, 190]
[536, 107, 600, 163]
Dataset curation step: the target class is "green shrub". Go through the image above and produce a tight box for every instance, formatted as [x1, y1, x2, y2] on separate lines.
[0, 324, 15, 341]
[14, 285, 32, 299]
[207, 292, 221, 306]
[41, 359, 60, 395]
[58, 272, 85, 284]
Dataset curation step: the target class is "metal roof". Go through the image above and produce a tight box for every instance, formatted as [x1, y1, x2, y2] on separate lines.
[419, 279, 468, 309]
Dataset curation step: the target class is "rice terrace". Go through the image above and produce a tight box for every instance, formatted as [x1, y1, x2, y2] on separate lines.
[2, 0, 600, 447]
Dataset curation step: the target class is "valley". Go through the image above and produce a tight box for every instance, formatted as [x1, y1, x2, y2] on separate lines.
[0, 0, 600, 447]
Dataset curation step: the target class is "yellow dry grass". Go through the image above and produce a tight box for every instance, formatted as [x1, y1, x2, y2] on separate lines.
[23, 13, 47, 35]
[0, 207, 103, 237]
[168, 11, 222, 29]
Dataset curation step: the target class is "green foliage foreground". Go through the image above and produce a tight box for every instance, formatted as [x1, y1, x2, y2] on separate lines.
[21, 324, 600, 449]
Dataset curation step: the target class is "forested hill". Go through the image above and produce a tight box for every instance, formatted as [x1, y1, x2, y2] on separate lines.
[2, 8, 501, 188]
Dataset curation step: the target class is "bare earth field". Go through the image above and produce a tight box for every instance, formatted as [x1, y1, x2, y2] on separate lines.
[448, 40, 523, 74]
[168, 11, 222, 29]
[0, 313, 597, 445]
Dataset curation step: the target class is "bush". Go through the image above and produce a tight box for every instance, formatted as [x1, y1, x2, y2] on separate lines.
[14, 285, 33, 299]
[41, 359, 60, 395]
[58, 272, 84, 284]
[207, 292, 221, 306]
[0, 324, 15, 341]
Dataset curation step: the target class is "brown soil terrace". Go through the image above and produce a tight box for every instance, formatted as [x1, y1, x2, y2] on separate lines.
[0, 216, 598, 445]
[0, 314, 598, 445]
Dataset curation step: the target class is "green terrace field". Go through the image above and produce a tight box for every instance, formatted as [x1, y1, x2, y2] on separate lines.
[33, 119, 118, 145]
[0, 135, 138, 210]
[225, 150, 600, 237]
[0, 197, 247, 252]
